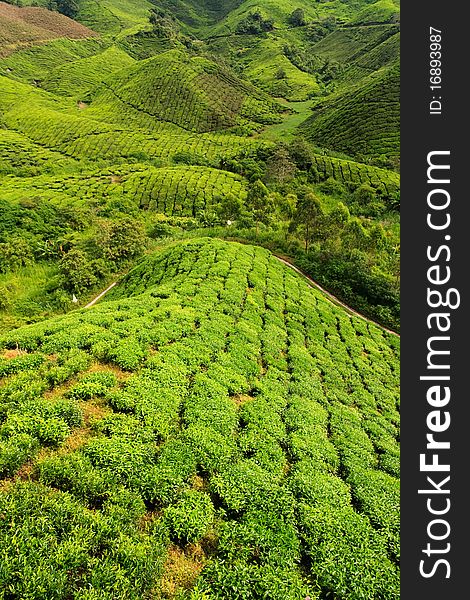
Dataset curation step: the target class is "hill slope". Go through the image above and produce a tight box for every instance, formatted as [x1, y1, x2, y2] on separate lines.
[0, 1, 97, 57]
[0, 238, 400, 599]
[300, 65, 400, 160]
[88, 49, 284, 133]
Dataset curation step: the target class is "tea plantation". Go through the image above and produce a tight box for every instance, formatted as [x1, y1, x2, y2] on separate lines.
[0, 238, 400, 599]
[1, 0, 400, 596]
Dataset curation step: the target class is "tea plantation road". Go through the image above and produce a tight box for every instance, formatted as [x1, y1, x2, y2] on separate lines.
[84, 281, 117, 308]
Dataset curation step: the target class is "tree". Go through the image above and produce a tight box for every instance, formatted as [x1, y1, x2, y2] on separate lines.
[353, 184, 377, 206]
[95, 218, 146, 265]
[342, 217, 369, 255]
[292, 192, 324, 251]
[236, 11, 274, 34]
[0, 238, 34, 273]
[49, 0, 79, 19]
[149, 9, 178, 38]
[289, 8, 306, 27]
[265, 145, 296, 183]
[216, 194, 244, 224]
[276, 193, 297, 241]
[288, 139, 314, 171]
[59, 249, 97, 294]
[246, 180, 272, 235]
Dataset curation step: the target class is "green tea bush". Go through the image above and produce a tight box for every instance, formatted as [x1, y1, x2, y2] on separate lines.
[299, 503, 399, 600]
[0, 433, 39, 476]
[0, 352, 45, 377]
[107, 339, 147, 371]
[164, 490, 215, 543]
[0, 483, 167, 600]
[67, 371, 117, 401]
[289, 465, 352, 508]
[193, 560, 316, 600]
[211, 460, 294, 519]
[0, 238, 399, 597]
[0, 414, 70, 447]
[37, 453, 112, 506]
[348, 468, 400, 561]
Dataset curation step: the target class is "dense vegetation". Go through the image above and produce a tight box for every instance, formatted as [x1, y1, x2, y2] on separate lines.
[0, 238, 400, 599]
[0, 1, 400, 597]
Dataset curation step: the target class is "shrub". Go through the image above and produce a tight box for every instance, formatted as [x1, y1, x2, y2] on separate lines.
[108, 340, 147, 371]
[193, 560, 316, 600]
[299, 503, 399, 600]
[0, 353, 45, 377]
[0, 434, 39, 476]
[67, 372, 117, 401]
[164, 490, 214, 543]
[37, 453, 111, 506]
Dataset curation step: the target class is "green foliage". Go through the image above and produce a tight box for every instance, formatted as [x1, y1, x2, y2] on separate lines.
[164, 490, 215, 543]
[299, 503, 399, 600]
[0, 237, 399, 598]
[288, 8, 306, 27]
[67, 371, 117, 401]
[236, 11, 274, 35]
[0, 0, 400, 592]
[59, 248, 98, 293]
[0, 483, 167, 599]
[49, 0, 79, 19]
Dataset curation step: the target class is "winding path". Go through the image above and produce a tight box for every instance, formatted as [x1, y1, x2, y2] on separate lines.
[84, 281, 117, 308]
[273, 254, 400, 338]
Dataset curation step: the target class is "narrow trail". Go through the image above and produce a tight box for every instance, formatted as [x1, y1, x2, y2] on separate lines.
[274, 255, 400, 338]
[84, 281, 117, 308]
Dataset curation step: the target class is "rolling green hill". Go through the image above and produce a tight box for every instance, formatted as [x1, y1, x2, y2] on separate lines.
[300, 65, 400, 161]
[0, 238, 400, 599]
[87, 49, 284, 133]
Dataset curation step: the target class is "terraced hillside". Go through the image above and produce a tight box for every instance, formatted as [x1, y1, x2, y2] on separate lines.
[88, 49, 284, 134]
[1, 163, 248, 216]
[0, 238, 400, 599]
[301, 66, 400, 161]
[0, 0, 401, 336]
[0, 0, 97, 57]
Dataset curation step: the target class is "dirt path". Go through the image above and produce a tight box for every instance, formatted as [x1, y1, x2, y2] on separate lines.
[84, 281, 117, 308]
[274, 255, 400, 338]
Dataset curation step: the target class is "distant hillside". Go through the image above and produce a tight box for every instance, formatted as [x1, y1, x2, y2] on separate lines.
[156, 0, 244, 27]
[0, 1, 96, 57]
[88, 49, 284, 134]
[300, 65, 399, 161]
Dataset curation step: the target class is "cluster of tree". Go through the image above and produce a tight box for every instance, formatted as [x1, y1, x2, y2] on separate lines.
[236, 11, 274, 35]
[0, 195, 149, 303]
[57, 216, 147, 294]
[149, 9, 179, 39]
[304, 16, 337, 42]
[47, 0, 79, 19]
[288, 8, 307, 27]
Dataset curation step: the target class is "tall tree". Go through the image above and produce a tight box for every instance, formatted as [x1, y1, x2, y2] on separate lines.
[246, 180, 272, 236]
[292, 192, 323, 251]
[289, 8, 306, 27]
